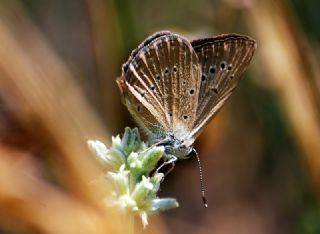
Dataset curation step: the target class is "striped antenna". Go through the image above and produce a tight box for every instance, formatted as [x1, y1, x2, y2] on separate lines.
[192, 148, 208, 208]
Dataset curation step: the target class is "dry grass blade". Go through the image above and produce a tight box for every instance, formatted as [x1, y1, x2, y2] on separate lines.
[246, 0, 320, 193]
[0, 2, 127, 234]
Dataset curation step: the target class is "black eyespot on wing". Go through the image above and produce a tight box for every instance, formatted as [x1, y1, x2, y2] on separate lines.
[220, 62, 226, 70]
[201, 74, 207, 81]
[209, 66, 216, 74]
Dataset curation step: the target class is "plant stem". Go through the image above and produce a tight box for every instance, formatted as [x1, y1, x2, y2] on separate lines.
[128, 213, 134, 234]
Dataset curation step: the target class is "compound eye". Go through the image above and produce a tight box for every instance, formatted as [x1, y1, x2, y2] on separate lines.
[185, 148, 196, 159]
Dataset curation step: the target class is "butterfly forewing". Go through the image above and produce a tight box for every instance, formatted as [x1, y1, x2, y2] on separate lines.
[118, 32, 201, 141]
[190, 34, 256, 138]
[159, 34, 201, 138]
[122, 31, 172, 75]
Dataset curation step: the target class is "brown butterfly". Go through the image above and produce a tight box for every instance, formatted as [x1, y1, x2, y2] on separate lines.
[117, 31, 256, 205]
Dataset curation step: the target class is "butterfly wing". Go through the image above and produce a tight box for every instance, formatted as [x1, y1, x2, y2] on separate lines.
[189, 34, 257, 138]
[117, 31, 201, 141]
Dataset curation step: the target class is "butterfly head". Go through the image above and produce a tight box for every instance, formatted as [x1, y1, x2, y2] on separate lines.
[164, 134, 195, 159]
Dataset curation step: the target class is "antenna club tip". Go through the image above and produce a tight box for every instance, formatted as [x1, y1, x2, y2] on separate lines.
[202, 197, 208, 208]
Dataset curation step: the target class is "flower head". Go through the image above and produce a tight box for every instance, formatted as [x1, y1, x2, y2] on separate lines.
[88, 127, 178, 228]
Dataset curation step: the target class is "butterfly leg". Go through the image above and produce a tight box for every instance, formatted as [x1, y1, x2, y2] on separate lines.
[164, 160, 176, 176]
[156, 154, 177, 174]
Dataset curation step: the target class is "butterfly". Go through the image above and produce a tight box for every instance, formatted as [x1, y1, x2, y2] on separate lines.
[117, 31, 256, 160]
[117, 31, 256, 206]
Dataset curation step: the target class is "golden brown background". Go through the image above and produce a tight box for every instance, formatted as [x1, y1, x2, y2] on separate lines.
[0, 0, 320, 233]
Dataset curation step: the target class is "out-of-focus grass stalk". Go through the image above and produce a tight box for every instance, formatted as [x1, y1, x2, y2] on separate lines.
[245, 0, 320, 193]
[85, 0, 125, 133]
[0, 2, 126, 233]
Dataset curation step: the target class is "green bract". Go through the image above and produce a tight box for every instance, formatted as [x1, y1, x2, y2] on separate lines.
[88, 127, 179, 228]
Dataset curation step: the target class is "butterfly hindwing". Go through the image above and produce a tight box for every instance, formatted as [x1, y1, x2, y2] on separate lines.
[189, 34, 257, 138]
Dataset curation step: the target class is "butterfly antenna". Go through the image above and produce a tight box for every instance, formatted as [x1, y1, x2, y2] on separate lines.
[193, 149, 208, 208]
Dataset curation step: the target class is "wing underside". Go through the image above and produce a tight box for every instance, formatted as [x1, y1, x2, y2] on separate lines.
[117, 32, 202, 140]
[190, 34, 257, 138]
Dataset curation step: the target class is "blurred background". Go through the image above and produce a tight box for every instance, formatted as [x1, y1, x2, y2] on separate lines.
[0, 0, 320, 233]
